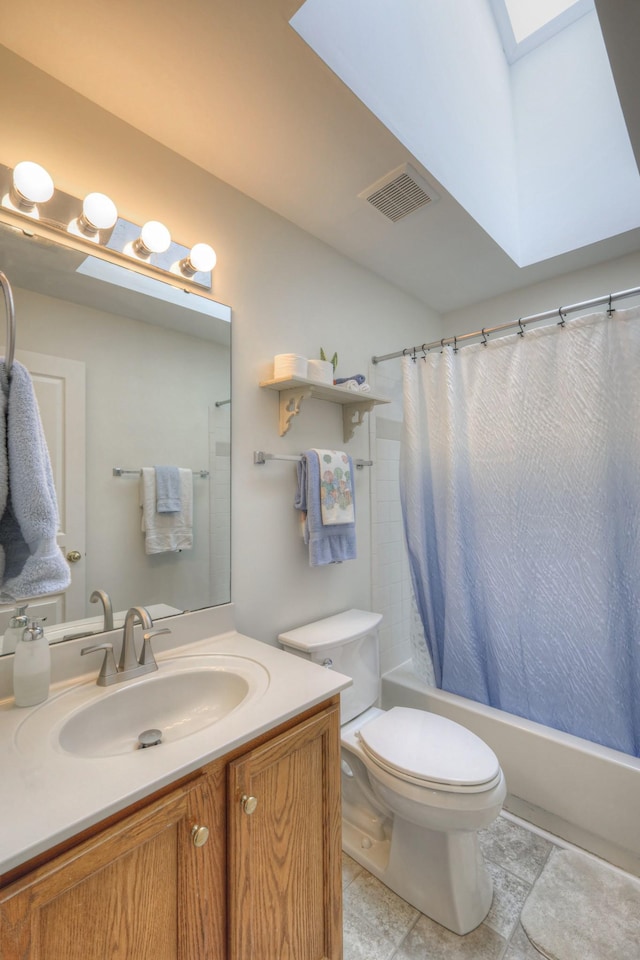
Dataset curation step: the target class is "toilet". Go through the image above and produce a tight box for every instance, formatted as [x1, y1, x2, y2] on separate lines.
[278, 609, 506, 935]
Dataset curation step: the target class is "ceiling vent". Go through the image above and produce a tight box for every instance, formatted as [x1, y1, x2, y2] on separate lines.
[359, 163, 439, 222]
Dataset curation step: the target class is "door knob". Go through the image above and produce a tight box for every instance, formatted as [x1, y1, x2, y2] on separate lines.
[66, 550, 82, 563]
[191, 824, 209, 847]
[240, 794, 258, 815]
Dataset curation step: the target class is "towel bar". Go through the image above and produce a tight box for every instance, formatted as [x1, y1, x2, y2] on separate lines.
[113, 467, 210, 478]
[253, 451, 373, 469]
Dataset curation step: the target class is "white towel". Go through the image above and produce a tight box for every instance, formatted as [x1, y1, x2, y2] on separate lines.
[139, 467, 193, 554]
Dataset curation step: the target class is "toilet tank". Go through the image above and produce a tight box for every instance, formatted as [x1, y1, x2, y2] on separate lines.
[278, 609, 382, 723]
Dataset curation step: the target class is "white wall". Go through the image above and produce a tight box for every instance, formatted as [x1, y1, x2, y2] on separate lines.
[0, 47, 440, 646]
[440, 249, 640, 335]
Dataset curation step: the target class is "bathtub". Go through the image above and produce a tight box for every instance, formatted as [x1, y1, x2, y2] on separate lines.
[381, 662, 640, 877]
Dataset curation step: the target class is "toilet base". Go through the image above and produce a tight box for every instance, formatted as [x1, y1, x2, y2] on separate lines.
[343, 812, 493, 935]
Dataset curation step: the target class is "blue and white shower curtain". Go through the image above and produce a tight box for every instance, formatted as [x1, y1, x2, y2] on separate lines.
[400, 306, 640, 756]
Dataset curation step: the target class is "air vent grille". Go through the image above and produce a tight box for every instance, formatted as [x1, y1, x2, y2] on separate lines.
[360, 164, 438, 222]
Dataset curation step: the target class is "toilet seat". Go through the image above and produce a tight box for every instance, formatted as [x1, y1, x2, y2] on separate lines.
[357, 707, 502, 793]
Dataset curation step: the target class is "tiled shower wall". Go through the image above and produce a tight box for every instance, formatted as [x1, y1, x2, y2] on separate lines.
[369, 361, 415, 676]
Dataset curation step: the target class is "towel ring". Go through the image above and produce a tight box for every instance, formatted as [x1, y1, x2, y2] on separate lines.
[0, 271, 16, 373]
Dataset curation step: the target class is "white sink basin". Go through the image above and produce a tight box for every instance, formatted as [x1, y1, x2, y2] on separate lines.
[15, 655, 270, 758]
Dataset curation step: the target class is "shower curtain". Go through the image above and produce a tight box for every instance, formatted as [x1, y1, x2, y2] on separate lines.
[400, 306, 640, 756]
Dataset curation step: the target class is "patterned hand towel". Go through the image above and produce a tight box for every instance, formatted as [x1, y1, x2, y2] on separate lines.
[0, 360, 71, 602]
[311, 449, 355, 525]
[295, 451, 356, 566]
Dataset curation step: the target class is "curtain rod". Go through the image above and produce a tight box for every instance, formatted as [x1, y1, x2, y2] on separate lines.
[371, 285, 640, 364]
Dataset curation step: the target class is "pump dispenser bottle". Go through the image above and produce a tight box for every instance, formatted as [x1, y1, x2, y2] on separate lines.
[13, 618, 50, 707]
[2, 604, 29, 655]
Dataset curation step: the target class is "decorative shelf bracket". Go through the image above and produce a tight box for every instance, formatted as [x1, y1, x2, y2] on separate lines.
[343, 400, 376, 443]
[279, 386, 312, 437]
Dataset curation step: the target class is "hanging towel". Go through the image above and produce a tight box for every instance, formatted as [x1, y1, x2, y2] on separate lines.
[154, 465, 182, 513]
[295, 451, 356, 566]
[139, 467, 193, 554]
[311, 449, 355, 525]
[0, 360, 71, 602]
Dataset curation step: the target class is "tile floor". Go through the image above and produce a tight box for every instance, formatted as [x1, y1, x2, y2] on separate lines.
[341, 813, 609, 959]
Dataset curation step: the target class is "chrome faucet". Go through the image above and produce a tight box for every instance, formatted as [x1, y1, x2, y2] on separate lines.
[81, 605, 171, 686]
[90, 589, 114, 632]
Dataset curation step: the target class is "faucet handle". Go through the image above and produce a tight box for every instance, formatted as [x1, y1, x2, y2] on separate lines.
[139, 627, 172, 667]
[81, 642, 118, 685]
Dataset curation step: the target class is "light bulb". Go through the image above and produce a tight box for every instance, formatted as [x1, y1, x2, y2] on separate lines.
[82, 192, 118, 231]
[69, 192, 118, 239]
[11, 161, 54, 210]
[135, 220, 171, 256]
[181, 242, 217, 276]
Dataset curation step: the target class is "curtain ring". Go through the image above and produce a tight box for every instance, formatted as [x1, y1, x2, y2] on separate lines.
[411, 346, 417, 362]
[557, 307, 566, 327]
[421, 343, 428, 361]
[481, 328, 488, 346]
[440, 338, 446, 353]
[607, 294, 614, 318]
[453, 336, 458, 354]
[517, 319, 525, 337]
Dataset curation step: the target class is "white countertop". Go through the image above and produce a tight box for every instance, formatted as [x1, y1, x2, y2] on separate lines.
[0, 624, 350, 876]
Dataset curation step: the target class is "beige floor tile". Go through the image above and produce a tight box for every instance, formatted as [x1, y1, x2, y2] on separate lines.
[394, 913, 506, 960]
[343, 906, 399, 960]
[479, 816, 553, 884]
[483, 859, 533, 940]
[503, 923, 545, 959]
[344, 871, 418, 949]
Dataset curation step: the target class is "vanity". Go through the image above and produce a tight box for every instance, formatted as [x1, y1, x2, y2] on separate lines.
[0, 606, 350, 959]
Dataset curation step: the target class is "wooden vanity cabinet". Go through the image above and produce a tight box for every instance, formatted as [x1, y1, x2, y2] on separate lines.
[228, 703, 342, 960]
[0, 698, 342, 960]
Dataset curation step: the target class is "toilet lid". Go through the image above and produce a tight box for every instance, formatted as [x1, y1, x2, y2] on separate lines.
[357, 707, 501, 787]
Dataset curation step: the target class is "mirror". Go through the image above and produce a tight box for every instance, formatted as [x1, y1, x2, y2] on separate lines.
[0, 220, 231, 653]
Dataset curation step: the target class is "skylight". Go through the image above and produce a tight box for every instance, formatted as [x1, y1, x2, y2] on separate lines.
[489, 0, 594, 62]
[291, 0, 640, 269]
[505, 0, 580, 42]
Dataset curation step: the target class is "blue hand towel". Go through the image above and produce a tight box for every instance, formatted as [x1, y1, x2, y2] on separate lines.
[295, 451, 357, 566]
[154, 465, 182, 513]
[0, 360, 71, 602]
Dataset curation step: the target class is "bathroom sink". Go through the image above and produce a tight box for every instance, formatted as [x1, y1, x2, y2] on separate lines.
[15, 654, 270, 758]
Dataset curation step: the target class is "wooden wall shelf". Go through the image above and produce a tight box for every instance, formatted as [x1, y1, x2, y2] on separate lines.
[259, 375, 390, 442]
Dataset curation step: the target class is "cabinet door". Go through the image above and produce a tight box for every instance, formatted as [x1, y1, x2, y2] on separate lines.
[228, 704, 342, 960]
[0, 770, 225, 960]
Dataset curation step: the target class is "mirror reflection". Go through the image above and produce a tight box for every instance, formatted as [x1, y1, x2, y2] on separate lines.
[0, 221, 231, 654]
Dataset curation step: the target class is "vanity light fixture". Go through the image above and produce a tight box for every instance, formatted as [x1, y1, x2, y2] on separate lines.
[0, 160, 216, 291]
[68, 192, 118, 240]
[133, 220, 172, 258]
[3, 160, 54, 216]
[179, 242, 217, 277]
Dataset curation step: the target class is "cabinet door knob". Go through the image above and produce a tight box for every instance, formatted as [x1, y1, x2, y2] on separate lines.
[191, 824, 210, 847]
[240, 794, 258, 815]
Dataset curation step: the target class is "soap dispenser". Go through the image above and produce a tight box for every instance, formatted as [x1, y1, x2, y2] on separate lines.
[2, 604, 29, 655]
[13, 618, 50, 707]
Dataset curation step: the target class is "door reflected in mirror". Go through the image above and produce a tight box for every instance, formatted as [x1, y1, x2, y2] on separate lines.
[0, 222, 231, 653]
